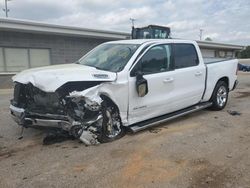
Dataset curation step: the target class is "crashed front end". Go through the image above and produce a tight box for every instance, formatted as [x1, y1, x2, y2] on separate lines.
[10, 82, 105, 145]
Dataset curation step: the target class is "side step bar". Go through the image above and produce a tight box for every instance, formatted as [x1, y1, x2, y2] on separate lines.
[129, 102, 213, 133]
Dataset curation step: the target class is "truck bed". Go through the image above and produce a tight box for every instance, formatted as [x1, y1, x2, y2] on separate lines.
[202, 58, 238, 102]
[203, 58, 235, 64]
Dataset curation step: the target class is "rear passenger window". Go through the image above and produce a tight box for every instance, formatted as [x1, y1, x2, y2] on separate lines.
[173, 44, 199, 69]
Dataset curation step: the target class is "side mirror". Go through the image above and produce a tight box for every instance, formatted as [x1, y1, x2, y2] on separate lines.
[135, 71, 148, 97]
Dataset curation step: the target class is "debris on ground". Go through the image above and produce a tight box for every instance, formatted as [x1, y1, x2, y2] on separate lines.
[43, 130, 75, 145]
[148, 128, 162, 134]
[226, 154, 233, 158]
[227, 110, 241, 116]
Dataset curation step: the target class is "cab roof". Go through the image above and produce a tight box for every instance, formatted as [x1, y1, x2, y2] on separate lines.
[106, 39, 196, 45]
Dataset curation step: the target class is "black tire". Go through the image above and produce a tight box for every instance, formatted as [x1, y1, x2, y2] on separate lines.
[97, 101, 125, 143]
[209, 81, 229, 111]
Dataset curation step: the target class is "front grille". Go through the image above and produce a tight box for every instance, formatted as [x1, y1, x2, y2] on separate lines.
[13, 83, 64, 114]
[13, 83, 26, 107]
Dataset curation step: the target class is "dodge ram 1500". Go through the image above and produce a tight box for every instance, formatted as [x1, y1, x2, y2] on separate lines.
[10, 39, 238, 145]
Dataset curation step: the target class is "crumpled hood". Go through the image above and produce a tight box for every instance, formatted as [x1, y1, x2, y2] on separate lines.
[12, 64, 117, 92]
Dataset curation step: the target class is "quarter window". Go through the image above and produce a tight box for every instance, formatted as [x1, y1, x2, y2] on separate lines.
[173, 44, 199, 69]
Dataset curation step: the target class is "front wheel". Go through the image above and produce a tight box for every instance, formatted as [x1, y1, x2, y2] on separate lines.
[98, 102, 125, 143]
[209, 81, 229, 111]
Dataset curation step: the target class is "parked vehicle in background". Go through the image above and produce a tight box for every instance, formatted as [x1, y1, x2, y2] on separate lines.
[10, 39, 238, 145]
[131, 25, 171, 39]
[238, 63, 250, 72]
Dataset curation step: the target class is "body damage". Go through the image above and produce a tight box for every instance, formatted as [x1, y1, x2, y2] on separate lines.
[10, 82, 123, 145]
[12, 64, 117, 92]
[10, 64, 127, 145]
[10, 39, 238, 145]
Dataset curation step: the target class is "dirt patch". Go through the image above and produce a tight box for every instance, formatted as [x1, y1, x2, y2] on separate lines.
[72, 164, 87, 172]
[110, 149, 132, 158]
[236, 91, 250, 98]
[188, 159, 235, 188]
[0, 139, 41, 161]
[148, 127, 162, 133]
[0, 150, 13, 159]
[118, 148, 187, 188]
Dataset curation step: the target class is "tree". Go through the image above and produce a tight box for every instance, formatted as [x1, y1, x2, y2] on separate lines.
[205, 37, 212, 41]
[238, 46, 250, 58]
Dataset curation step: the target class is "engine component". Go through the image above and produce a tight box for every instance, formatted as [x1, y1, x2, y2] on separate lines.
[79, 130, 100, 146]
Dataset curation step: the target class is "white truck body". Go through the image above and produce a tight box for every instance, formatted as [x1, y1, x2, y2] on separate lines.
[10, 39, 238, 144]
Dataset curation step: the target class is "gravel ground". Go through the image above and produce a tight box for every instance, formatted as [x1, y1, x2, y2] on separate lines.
[0, 72, 250, 188]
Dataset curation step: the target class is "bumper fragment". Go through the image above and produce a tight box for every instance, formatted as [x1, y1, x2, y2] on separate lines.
[9, 104, 101, 145]
[10, 105, 25, 125]
[10, 104, 71, 128]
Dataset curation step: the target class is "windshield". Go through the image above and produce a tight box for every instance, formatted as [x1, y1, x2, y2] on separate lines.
[78, 43, 139, 72]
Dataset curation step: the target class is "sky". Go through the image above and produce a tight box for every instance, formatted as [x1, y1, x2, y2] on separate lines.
[1, 0, 250, 45]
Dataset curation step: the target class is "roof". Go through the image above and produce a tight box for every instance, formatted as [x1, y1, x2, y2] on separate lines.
[197, 40, 244, 50]
[107, 39, 194, 44]
[0, 18, 245, 50]
[0, 18, 130, 40]
[108, 39, 245, 50]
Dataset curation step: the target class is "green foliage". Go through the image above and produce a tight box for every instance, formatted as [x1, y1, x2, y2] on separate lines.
[238, 46, 250, 58]
[205, 37, 212, 41]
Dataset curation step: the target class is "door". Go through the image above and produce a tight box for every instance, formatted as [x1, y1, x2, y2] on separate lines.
[128, 44, 175, 124]
[170, 43, 206, 111]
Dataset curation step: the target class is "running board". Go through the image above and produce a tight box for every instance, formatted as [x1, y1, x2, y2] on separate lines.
[129, 102, 212, 133]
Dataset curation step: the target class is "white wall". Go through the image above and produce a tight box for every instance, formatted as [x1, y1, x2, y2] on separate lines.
[0, 47, 51, 72]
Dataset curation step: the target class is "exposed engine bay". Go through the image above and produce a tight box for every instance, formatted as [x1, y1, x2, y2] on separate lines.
[10, 81, 122, 145]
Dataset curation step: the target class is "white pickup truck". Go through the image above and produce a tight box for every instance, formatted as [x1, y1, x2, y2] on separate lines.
[10, 39, 238, 145]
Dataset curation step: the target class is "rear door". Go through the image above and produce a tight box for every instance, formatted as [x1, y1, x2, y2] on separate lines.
[170, 43, 206, 111]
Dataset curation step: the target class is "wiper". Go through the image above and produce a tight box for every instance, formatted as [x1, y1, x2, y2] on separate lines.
[85, 65, 105, 71]
[94, 66, 114, 72]
[93, 66, 102, 70]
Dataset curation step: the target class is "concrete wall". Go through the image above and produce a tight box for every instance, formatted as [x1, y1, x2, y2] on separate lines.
[0, 31, 115, 89]
[200, 47, 235, 58]
[238, 59, 250, 65]
[0, 31, 110, 65]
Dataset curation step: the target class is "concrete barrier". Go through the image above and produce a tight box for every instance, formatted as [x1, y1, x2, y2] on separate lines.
[238, 59, 250, 65]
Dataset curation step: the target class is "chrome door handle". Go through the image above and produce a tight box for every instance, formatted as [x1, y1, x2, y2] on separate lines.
[163, 77, 174, 83]
[195, 71, 202, 76]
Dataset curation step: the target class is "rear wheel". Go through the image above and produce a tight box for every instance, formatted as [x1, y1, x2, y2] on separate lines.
[209, 81, 229, 111]
[98, 101, 125, 143]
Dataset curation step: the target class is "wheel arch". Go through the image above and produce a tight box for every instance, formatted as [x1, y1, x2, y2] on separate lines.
[100, 94, 120, 112]
[217, 77, 229, 89]
[209, 77, 229, 101]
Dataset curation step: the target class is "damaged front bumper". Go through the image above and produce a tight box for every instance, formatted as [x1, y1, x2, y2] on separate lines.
[9, 104, 101, 145]
[10, 104, 71, 128]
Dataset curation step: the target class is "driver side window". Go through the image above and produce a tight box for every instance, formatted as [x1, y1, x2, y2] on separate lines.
[131, 44, 172, 76]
